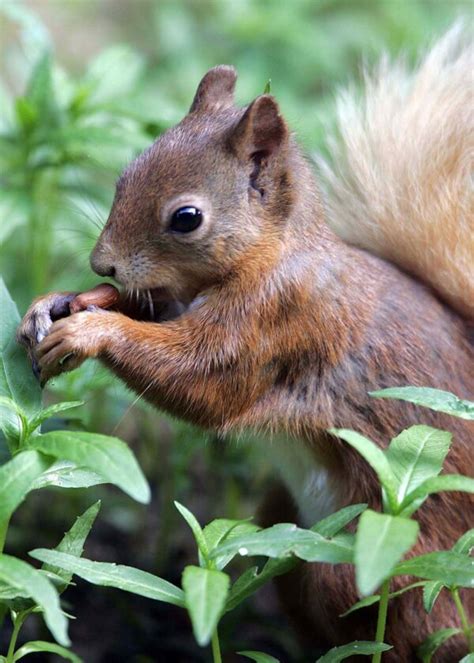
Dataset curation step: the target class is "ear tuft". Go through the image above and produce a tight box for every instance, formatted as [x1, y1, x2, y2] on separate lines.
[190, 65, 237, 114]
[231, 95, 288, 158]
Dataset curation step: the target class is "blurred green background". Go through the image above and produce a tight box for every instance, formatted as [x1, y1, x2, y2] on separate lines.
[0, 1, 471, 661]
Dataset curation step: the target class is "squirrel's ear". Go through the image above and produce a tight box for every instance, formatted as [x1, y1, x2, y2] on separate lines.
[230, 95, 288, 160]
[190, 65, 237, 113]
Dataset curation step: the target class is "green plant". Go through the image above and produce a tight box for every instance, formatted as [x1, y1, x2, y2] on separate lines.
[0, 279, 152, 660]
[30, 500, 370, 662]
[205, 388, 474, 662]
[1, 6, 154, 304]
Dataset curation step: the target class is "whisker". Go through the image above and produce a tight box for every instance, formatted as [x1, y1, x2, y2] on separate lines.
[110, 381, 154, 435]
[60, 201, 103, 231]
[84, 194, 105, 230]
[56, 227, 98, 241]
[147, 289, 155, 320]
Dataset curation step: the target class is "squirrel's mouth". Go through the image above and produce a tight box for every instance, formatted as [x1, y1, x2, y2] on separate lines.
[123, 286, 187, 323]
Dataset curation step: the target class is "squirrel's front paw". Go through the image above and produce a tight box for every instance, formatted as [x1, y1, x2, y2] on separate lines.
[35, 311, 110, 386]
[17, 292, 77, 379]
[17, 292, 77, 348]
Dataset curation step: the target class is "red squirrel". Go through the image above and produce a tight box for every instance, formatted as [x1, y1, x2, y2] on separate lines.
[18, 25, 473, 661]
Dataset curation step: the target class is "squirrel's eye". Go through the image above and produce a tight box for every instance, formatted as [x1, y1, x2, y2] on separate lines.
[169, 206, 203, 233]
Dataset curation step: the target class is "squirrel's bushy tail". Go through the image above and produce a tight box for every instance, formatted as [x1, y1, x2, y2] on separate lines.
[319, 23, 473, 319]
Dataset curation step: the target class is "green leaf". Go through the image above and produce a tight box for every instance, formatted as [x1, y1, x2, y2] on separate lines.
[395, 551, 474, 588]
[225, 557, 296, 612]
[423, 581, 444, 613]
[0, 451, 50, 522]
[459, 655, 474, 663]
[25, 53, 55, 119]
[316, 641, 392, 661]
[422, 529, 474, 612]
[0, 554, 69, 645]
[202, 518, 260, 570]
[42, 501, 100, 590]
[182, 566, 230, 646]
[453, 529, 474, 555]
[212, 523, 354, 565]
[13, 641, 82, 662]
[339, 594, 380, 617]
[416, 627, 461, 662]
[28, 401, 84, 433]
[311, 504, 367, 537]
[29, 550, 185, 607]
[0, 396, 28, 444]
[0, 568, 73, 610]
[203, 518, 256, 551]
[0, 279, 42, 440]
[27, 430, 150, 503]
[355, 510, 419, 596]
[14, 97, 38, 131]
[0, 581, 30, 601]
[329, 429, 398, 512]
[32, 460, 105, 490]
[174, 502, 209, 560]
[385, 426, 451, 506]
[263, 79, 272, 94]
[400, 475, 474, 516]
[238, 650, 279, 663]
[370, 387, 474, 420]
[341, 581, 426, 616]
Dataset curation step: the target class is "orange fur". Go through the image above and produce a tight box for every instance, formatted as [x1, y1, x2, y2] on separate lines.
[18, 34, 474, 660]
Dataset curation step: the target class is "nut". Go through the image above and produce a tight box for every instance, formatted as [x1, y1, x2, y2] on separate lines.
[70, 284, 120, 313]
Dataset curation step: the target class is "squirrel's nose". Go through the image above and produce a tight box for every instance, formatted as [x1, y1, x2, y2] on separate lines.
[90, 251, 116, 278]
[94, 262, 116, 278]
[100, 265, 116, 278]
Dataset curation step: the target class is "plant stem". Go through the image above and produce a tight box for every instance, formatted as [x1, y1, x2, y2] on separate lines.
[6, 611, 27, 663]
[452, 588, 474, 651]
[372, 579, 391, 663]
[211, 628, 222, 663]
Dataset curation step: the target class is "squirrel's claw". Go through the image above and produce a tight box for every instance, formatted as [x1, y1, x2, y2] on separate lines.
[35, 319, 82, 384]
[35, 311, 110, 385]
[17, 292, 77, 383]
[17, 292, 76, 348]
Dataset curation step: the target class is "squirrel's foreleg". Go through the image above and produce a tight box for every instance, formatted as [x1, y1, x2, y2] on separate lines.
[35, 308, 268, 427]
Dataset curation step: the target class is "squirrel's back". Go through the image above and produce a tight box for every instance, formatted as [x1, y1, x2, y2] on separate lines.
[318, 23, 473, 319]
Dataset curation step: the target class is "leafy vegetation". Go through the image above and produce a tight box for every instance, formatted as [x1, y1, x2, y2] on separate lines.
[210, 389, 474, 662]
[1, 1, 472, 660]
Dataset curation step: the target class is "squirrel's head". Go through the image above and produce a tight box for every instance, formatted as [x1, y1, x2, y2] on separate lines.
[91, 65, 296, 300]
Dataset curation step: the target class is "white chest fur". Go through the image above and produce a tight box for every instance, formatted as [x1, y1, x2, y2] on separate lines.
[263, 435, 343, 528]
